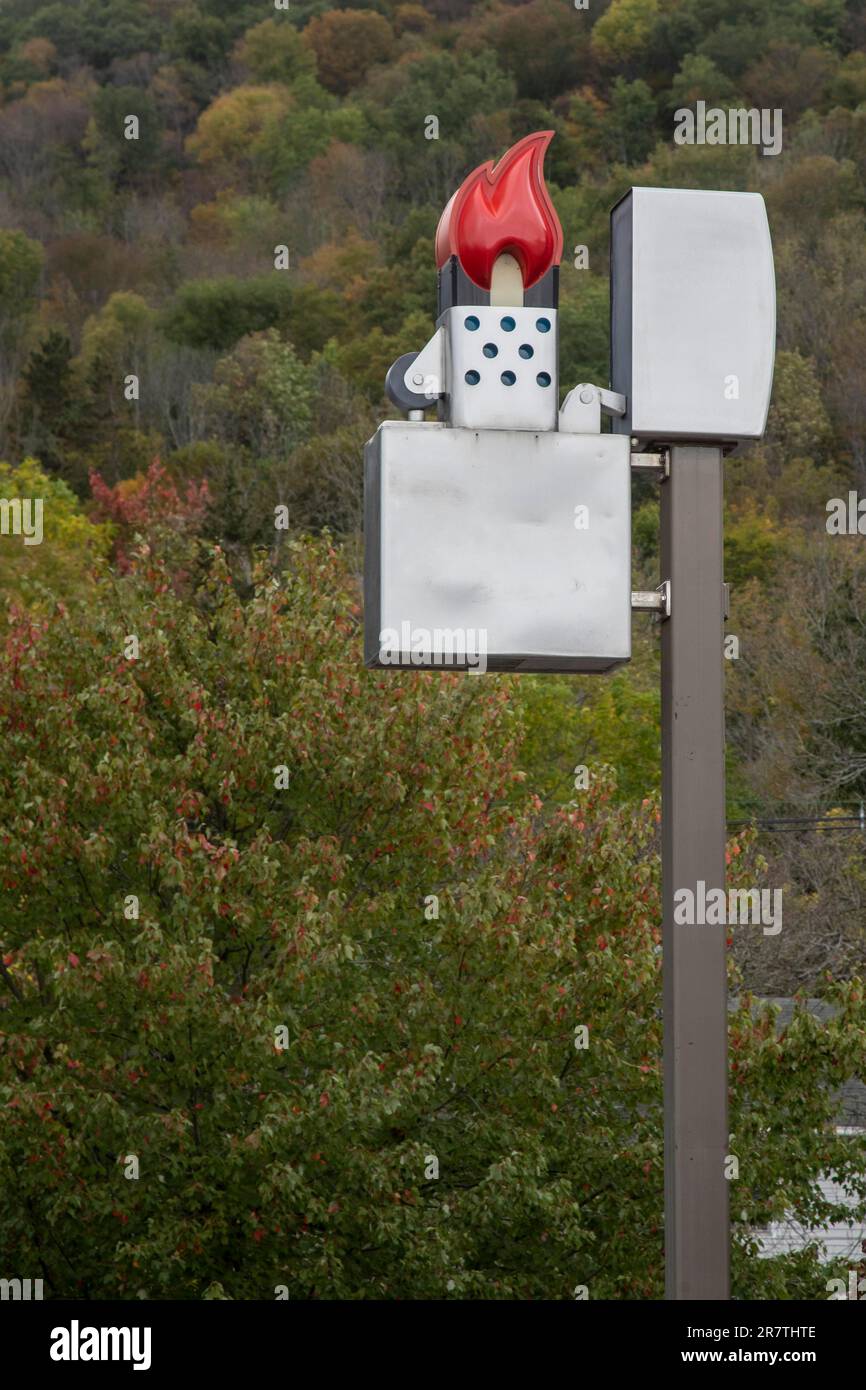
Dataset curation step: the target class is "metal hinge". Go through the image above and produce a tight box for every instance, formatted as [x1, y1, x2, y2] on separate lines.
[559, 385, 627, 434]
[632, 580, 671, 619]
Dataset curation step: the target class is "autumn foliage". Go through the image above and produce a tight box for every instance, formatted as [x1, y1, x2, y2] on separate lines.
[89, 459, 210, 572]
[0, 537, 863, 1299]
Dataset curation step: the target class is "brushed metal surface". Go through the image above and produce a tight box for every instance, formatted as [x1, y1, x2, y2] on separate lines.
[364, 422, 631, 673]
[611, 187, 775, 443]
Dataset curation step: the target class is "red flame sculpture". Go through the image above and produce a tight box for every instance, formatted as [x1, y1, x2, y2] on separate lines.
[435, 131, 564, 292]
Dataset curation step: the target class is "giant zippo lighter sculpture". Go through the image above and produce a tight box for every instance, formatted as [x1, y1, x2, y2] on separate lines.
[364, 133, 775, 675]
[364, 133, 777, 1302]
[365, 132, 631, 674]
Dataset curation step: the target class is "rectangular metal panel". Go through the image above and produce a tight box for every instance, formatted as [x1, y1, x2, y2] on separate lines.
[612, 187, 775, 443]
[442, 306, 558, 432]
[364, 422, 631, 673]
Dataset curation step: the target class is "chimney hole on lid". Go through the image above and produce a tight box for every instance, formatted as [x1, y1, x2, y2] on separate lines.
[536, 372, 551, 387]
[536, 317, 551, 333]
[464, 315, 480, 331]
[500, 316, 516, 332]
[501, 370, 516, 386]
[519, 344, 534, 359]
[465, 370, 481, 385]
[483, 343, 498, 358]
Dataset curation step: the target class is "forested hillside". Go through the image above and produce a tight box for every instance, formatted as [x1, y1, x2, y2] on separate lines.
[2, 0, 865, 985]
[1, 0, 866, 1300]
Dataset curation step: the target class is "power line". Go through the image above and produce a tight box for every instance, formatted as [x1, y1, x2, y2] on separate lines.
[727, 813, 866, 833]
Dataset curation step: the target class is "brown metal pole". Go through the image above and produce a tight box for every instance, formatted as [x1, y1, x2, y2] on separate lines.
[661, 444, 730, 1299]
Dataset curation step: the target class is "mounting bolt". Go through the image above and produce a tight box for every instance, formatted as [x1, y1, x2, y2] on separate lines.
[632, 580, 671, 619]
[579, 387, 596, 404]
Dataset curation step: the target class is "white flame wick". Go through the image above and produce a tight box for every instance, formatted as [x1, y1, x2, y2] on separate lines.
[489, 253, 524, 307]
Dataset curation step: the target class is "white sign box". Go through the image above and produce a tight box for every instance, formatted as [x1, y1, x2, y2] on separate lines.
[611, 187, 776, 444]
[364, 422, 631, 673]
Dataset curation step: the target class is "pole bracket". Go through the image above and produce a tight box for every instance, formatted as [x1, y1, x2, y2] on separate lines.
[632, 580, 671, 619]
[631, 449, 670, 478]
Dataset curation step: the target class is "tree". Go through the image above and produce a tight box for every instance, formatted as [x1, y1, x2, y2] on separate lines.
[85, 85, 162, 184]
[0, 81, 90, 204]
[306, 143, 389, 240]
[364, 49, 516, 204]
[19, 331, 84, 474]
[167, 5, 231, 69]
[304, 9, 395, 96]
[77, 291, 158, 434]
[394, 6, 433, 37]
[186, 84, 293, 183]
[23, 0, 161, 71]
[195, 0, 262, 36]
[253, 91, 367, 195]
[732, 827, 866, 994]
[695, 21, 766, 79]
[12, 36, 57, 78]
[591, 0, 662, 69]
[375, 49, 515, 150]
[329, 310, 431, 403]
[775, 212, 866, 387]
[79, 292, 157, 371]
[723, 508, 787, 587]
[558, 276, 610, 393]
[194, 329, 313, 459]
[234, 18, 316, 85]
[668, 54, 740, 112]
[189, 193, 286, 255]
[0, 230, 44, 451]
[89, 458, 211, 574]
[517, 661, 661, 807]
[0, 456, 112, 607]
[0, 535, 863, 1299]
[475, 0, 592, 103]
[742, 43, 838, 124]
[0, 229, 43, 348]
[830, 51, 866, 108]
[603, 78, 658, 165]
[724, 533, 866, 812]
[63, 293, 163, 487]
[186, 79, 355, 195]
[280, 421, 369, 535]
[160, 276, 295, 352]
[766, 156, 862, 249]
[761, 350, 833, 467]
